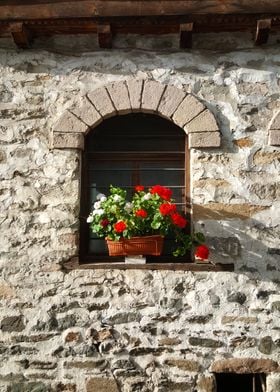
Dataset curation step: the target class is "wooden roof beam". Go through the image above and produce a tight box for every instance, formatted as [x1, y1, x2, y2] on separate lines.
[0, 1, 280, 20]
[10, 22, 32, 48]
[97, 23, 112, 48]
[255, 19, 272, 45]
[180, 23, 193, 49]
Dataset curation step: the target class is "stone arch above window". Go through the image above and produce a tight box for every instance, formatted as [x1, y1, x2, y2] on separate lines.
[52, 80, 221, 150]
[269, 111, 280, 146]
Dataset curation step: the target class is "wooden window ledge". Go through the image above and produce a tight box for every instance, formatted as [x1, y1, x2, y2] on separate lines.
[62, 258, 234, 272]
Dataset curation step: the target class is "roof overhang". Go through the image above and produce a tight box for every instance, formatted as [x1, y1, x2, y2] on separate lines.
[0, 1, 279, 48]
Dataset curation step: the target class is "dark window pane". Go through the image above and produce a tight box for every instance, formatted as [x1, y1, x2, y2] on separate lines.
[215, 373, 266, 392]
[87, 113, 185, 152]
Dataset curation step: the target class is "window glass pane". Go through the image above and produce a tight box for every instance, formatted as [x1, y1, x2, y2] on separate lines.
[89, 170, 133, 188]
[89, 161, 133, 170]
[88, 159, 185, 206]
[140, 170, 184, 197]
[88, 237, 108, 254]
[140, 161, 184, 168]
[87, 113, 185, 152]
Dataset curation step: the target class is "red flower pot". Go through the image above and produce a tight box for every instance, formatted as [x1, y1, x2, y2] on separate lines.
[106, 235, 164, 256]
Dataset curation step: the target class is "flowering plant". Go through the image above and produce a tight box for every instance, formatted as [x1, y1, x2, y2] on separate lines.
[87, 185, 208, 258]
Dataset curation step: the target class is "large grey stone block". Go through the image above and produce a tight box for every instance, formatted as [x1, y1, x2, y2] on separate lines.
[86, 377, 119, 392]
[70, 96, 102, 128]
[173, 94, 205, 127]
[54, 111, 88, 134]
[87, 87, 117, 119]
[52, 132, 84, 149]
[141, 80, 165, 112]
[1, 316, 25, 332]
[106, 81, 131, 114]
[127, 79, 143, 112]
[189, 131, 221, 148]
[185, 109, 219, 133]
[158, 84, 186, 119]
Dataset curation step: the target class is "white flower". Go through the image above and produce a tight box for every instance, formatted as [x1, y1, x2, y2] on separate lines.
[87, 215, 93, 223]
[100, 196, 107, 202]
[96, 193, 106, 200]
[143, 193, 151, 200]
[125, 202, 133, 212]
[113, 195, 121, 202]
[92, 209, 104, 216]
[94, 201, 101, 209]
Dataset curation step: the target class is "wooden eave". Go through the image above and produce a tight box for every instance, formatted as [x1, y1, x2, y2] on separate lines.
[0, 1, 280, 48]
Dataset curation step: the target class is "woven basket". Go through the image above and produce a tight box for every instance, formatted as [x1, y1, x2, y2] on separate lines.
[106, 235, 164, 256]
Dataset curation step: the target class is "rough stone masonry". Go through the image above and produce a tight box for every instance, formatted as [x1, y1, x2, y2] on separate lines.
[0, 32, 279, 391]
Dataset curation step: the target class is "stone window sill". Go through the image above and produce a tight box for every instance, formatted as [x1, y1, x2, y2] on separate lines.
[62, 258, 234, 272]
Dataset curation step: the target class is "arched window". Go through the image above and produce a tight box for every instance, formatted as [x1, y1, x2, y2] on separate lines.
[80, 113, 190, 264]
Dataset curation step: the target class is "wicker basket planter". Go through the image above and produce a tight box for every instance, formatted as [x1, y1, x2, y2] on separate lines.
[106, 235, 164, 256]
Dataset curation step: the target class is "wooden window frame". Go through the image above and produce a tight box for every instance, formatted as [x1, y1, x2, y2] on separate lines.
[76, 113, 233, 271]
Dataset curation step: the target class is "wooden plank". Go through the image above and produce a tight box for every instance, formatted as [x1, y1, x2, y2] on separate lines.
[0, 9, 279, 44]
[255, 19, 271, 45]
[1, 14, 280, 37]
[0, 1, 280, 21]
[180, 22, 193, 49]
[97, 23, 112, 48]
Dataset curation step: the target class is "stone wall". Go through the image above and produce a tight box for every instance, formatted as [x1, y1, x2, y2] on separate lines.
[0, 34, 279, 391]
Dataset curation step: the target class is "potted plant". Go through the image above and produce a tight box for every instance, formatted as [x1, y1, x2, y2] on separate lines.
[87, 184, 209, 259]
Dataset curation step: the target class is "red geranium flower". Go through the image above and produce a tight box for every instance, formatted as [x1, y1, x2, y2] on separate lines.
[159, 203, 177, 216]
[135, 185, 145, 192]
[195, 245, 209, 260]
[135, 209, 148, 218]
[114, 221, 127, 233]
[101, 218, 110, 227]
[171, 213, 187, 228]
[150, 185, 172, 201]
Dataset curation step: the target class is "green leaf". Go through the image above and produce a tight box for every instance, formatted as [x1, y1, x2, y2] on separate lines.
[193, 232, 205, 244]
[151, 221, 161, 230]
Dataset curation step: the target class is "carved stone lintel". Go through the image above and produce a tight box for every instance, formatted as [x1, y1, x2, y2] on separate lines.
[211, 358, 279, 374]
